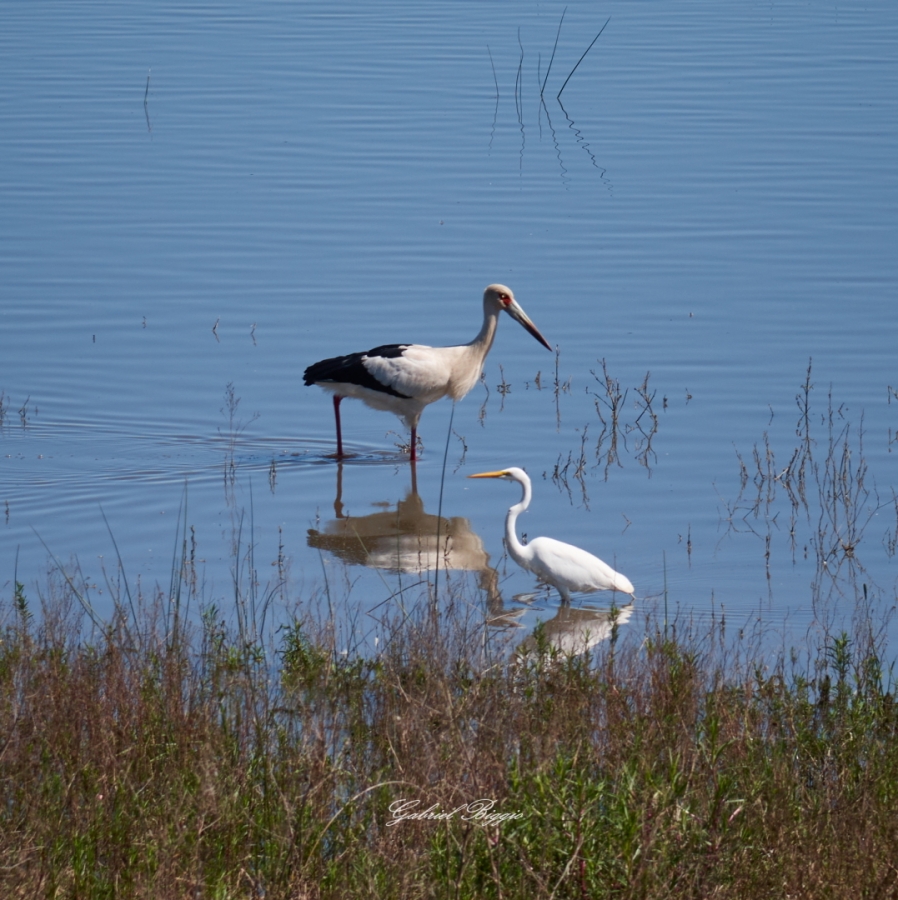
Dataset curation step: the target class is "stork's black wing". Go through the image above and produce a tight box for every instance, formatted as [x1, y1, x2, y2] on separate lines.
[304, 344, 413, 398]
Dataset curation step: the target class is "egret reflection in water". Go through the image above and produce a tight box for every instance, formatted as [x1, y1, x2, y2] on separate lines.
[516, 601, 634, 658]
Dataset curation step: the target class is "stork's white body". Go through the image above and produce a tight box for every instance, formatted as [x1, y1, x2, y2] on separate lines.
[314, 342, 483, 429]
[304, 285, 551, 459]
[469, 467, 635, 603]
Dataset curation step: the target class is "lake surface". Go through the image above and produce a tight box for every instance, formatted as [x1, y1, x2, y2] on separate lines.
[2, 0, 897, 655]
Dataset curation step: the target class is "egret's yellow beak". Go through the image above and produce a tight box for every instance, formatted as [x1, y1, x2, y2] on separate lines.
[468, 470, 509, 479]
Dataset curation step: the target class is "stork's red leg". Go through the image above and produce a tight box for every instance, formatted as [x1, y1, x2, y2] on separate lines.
[333, 395, 344, 458]
[410, 425, 417, 461]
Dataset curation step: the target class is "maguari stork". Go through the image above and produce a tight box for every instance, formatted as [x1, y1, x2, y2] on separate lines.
[304, 284, 551, 460]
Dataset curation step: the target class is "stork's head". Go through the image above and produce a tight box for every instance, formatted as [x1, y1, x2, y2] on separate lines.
[484, 284, 552, 351]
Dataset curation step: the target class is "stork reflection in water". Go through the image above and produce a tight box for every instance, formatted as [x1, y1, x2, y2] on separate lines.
[307, 462, 502, 604]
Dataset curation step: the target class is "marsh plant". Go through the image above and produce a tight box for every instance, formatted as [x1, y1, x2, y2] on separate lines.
[726, 362, 898, 642]
[2, 548, 898, 899]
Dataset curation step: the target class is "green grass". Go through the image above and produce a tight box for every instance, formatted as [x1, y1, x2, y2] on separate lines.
[2, 573, 898, 899]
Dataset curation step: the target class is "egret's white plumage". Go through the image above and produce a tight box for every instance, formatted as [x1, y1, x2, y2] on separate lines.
[304, 285, 551, 460]
[469, 467, 634, 602]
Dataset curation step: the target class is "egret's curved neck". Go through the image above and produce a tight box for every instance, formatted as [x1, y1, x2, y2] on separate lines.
[503, 478, 531, 567]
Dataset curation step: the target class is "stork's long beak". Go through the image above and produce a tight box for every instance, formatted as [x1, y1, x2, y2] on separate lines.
[505, 300, 552, 351]
[468, 470, 509, 479]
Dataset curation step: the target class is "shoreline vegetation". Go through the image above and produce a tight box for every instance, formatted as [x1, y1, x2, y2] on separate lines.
[2, 566, 897, 899]
[3, 363, 897, 897]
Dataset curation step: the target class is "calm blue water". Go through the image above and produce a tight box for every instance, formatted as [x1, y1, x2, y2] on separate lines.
[2, 0, 897, 653]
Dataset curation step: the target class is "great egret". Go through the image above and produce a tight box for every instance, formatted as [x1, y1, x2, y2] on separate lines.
[304, 285, 551, 460]
[469, 467, 634, 602]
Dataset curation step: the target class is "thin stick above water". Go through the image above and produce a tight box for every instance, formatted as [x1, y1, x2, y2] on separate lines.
[541, 6, 567, 97]
[144, 69, 152, 133]
[487, 45, 499, 98]
[432, 402, 456, 603]
[556, 16, 610, 99]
